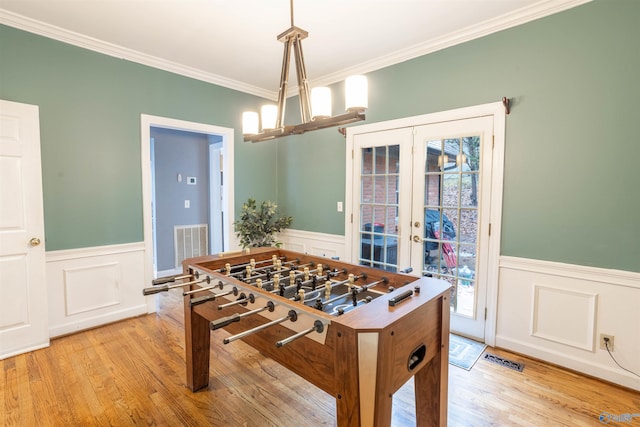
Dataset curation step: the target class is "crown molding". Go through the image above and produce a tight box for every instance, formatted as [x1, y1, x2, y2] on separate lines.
[2, 0, 591, 100]
[306, 0, 593, 91]
[0, 9, 277, 100]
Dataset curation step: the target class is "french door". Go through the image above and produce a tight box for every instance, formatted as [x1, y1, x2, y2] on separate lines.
[349, 107, 503, 342]
[411, 117, 494, 339]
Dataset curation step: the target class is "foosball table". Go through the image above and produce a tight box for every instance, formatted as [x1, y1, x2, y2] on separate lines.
[144, 247, 451, 427]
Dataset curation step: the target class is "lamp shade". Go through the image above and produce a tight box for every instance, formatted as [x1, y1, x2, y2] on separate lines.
[261, 104, 278, 130]
[242, 112, 259, 135]
[345, 75, 368, 111]
[311, 87, 332, 119]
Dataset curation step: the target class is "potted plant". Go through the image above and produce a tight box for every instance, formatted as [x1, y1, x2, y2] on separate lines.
[234, 198, 293, 248]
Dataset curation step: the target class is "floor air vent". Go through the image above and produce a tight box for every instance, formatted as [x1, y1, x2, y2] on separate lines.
[483, 353, 525, 372]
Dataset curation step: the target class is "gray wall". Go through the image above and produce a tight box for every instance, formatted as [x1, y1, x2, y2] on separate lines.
[152, 127, 210, 271]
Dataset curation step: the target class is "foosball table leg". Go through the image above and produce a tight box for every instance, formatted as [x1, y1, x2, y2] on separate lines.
[415, 296, 449, 427]
[185, 296, 211, 391]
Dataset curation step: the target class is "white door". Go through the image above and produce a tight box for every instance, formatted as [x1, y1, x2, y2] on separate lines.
[412, 117, 494, 340]
[0, 99, 48, 359]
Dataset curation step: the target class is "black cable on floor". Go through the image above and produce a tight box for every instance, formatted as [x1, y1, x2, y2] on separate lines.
[606, 341, 640, 378]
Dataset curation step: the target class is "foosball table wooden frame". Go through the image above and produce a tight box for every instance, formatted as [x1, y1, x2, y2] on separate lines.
[166, 247, 450, 426]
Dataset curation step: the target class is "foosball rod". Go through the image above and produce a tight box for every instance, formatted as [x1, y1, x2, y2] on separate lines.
[189, 287, 239, 307]
[234, 258, 303, 277]
[152, 271, 198, 285]
[313, 279, 386, 308]
[143, 276, 211, 295]
[209, 301, 275, 330]
[241, 262, 314, 282]
[219, 256, 288, 274]
[276, 320, 324, 348]
[322, 273, 367, 292]
[222, 310, 298, 344]
[182, 280, 225, 296]
[294, 268, 346, 289]
[217, 293, 255, 310]
[262, 266, 344, 293]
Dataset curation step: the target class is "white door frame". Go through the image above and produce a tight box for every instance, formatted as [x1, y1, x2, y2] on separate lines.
[209, 143, 223, 254]
[140, 114, 236, 313]
[345, 102, 505, 346]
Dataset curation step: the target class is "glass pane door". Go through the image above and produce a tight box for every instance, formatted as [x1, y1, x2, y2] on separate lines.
[412, 117, 493, 340]
[358, 145, 400, 272]
[352, 128, 413, 274]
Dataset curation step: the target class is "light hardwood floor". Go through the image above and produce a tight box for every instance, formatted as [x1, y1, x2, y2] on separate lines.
[2, 291, 638, 426]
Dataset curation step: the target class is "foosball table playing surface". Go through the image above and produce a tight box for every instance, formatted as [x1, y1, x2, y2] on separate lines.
[145, 247, 451, 427]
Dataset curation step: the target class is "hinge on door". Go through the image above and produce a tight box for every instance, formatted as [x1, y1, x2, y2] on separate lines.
[492, 135, 495, 149]
[488, 223, 491, 236]
[352, 149, 354, 159]
[485, 307, 487, 320]
[350, 213, 353, 223]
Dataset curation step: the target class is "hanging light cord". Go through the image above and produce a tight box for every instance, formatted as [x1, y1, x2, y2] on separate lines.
[605, 340, 640, 378]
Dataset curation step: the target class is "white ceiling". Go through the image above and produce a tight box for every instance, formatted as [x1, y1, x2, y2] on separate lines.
[0, 0, 589, 100]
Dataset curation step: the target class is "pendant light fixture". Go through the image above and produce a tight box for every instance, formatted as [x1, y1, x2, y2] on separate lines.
[242, 0, 367, 143]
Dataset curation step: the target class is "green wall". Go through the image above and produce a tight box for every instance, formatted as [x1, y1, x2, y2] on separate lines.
[1, 0, 638, 272]
[276, 0, 640, 272]
[0, 25, 277, 250]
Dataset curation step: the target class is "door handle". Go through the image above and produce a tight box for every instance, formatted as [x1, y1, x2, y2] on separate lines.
[413, 235, 421, 243]
[29, 237, 41, 246]
[414, 221, 421, 228]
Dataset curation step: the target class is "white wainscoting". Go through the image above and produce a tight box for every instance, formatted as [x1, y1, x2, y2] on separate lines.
[279, 231, 639, 389]
[497, 256, 640, 391]
[278, 229, 347, 261]
[46, 242, 148, 337]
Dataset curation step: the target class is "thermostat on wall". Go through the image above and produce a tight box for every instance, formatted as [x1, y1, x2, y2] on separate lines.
[187, 177, 197, 185]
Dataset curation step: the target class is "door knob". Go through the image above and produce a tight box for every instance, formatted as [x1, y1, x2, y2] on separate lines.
[29, 237, 41, 246]
[414, 221, 421, 228]
[413, 235, 421, 242]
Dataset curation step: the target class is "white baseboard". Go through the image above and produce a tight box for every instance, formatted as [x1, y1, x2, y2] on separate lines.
[497, 256, 640, 390]
[0, 341, 50, 361]
[48, 304, 148, 337]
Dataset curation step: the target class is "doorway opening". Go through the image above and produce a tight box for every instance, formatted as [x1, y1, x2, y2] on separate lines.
[141, 115, 235, 297]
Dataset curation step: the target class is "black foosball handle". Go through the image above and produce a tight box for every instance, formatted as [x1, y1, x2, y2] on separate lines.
[210, 313, 241, 330]
[152, 272, 197, 285]
[143, 285, 168, 295]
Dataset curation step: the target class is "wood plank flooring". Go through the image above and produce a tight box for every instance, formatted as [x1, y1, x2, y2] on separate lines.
[2, 291, 638, 426]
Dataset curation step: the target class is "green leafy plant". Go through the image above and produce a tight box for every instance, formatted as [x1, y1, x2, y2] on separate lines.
[234, 198, 293, 248]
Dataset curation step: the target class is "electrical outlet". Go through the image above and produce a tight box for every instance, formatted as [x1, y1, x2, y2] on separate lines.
[599, 334, 614, 351]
